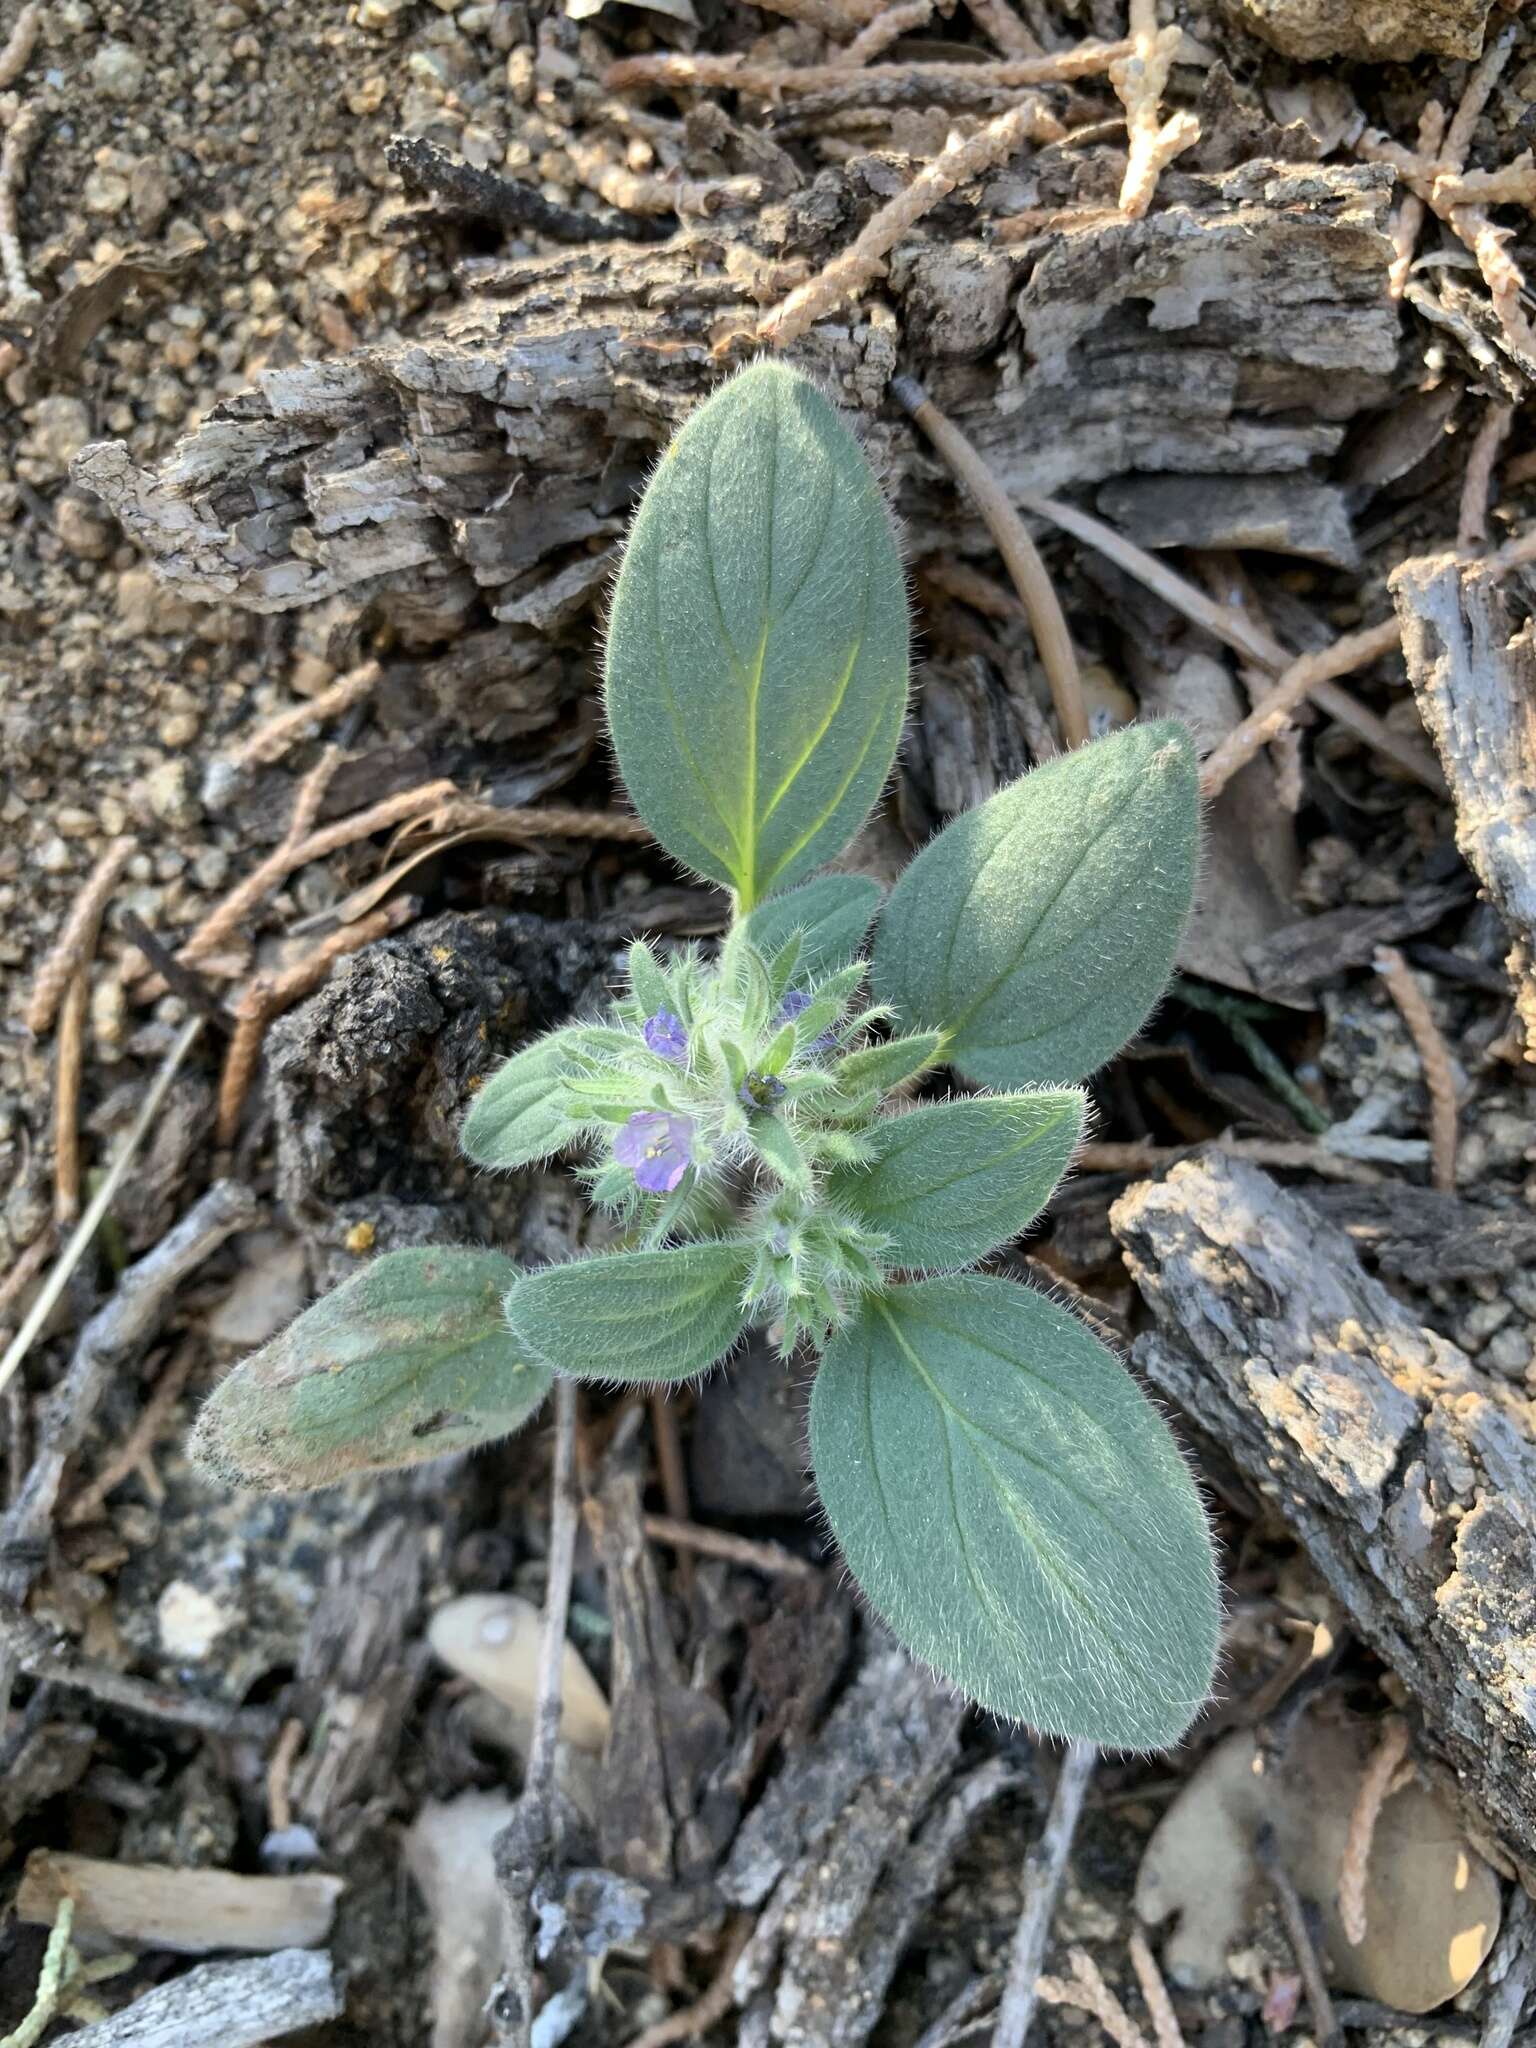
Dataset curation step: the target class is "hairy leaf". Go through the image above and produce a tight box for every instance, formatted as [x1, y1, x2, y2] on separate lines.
[461, 1033, 585, 1171]
[191, 1248, 551, 1492]
[870, 722, 1199, 1087]
[504, 1242, 751, 1384]
[810, 1273, 1219, 1747]
[825, 1030, 946, 1099]
[833, 1090, 1083, 1271]
[605, 361, 909, 909]
[742, 873, 884, 980]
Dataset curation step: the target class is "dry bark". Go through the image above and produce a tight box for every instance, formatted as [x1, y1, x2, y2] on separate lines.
[75, 162, 1399, 619]
[1390, 553, 1536, 1056]
[1111, 1152, 1536, 1881]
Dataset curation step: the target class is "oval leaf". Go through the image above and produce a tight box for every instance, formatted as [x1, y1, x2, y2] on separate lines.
[832, 1090, 1084, 1272]
[810, 1273, 1218, 1747]
[870, 721, 1199, 1088]
[604, 361, 909, 909]
[505, 1242, 750, 1384]
[741, 873, 884, 980]
[191, 1248, 551, 1491]
[462, 1033, 584, 1171]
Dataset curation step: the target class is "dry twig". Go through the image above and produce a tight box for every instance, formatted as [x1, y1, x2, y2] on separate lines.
[1338, 1717, 1410, 1947]
[1035, 1950, 1150, 2048]
[223, 662, 380, 772]
[964, 0, 1041, 57]
[1257, 1828, 1336, 2042]
[643, 1512, 815, 1578]
[564, 136, 762, 217]
[493, 1378, 581, 2045]
[63, 1337, 199, 1526]
[25, 837, 136, 1036]
[51, 969, 89, 1228]
[0, 96, 42, 312]
[757, 103, 1048, 347]
[215, 898, 414, 1145]
[1109, 0, 1197, 218]
[1388, 102, 1447, 298]
[895, 378, 1088, 749]
[1019, 493, 1444, 792]
[1374, 947, 1458, 1192]
[843, 0, 933, 64]
[0, 3, 42, 88]
[627, 1914, 755, 2048]
[266, 1717, 308, 1836]
[1127, 1930, 1184, 2048]
[995, 1738, 1097, 2048]
[605, 40, 1128, 96]
[1457, 400, 1515, 555]
[1199, 620, 1404, 800]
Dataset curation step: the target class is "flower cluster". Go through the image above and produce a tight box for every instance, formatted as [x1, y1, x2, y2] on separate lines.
[525, 926, 945, 1349]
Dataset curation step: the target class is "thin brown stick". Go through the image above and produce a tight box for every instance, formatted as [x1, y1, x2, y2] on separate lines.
[1458, 401, 1515, 555]
[1035, 1951, 1150, 2048]
[1374, 947, 1458, 1193]
[995, 1739, 1097, 2048]
[0, 1230, 53, 1331]
[564, 137, 763, 217]
[1018, 493, 1444, 792]
[895, 379, 1089, 749]
[52, 970, 89, 1228]
[26, 838, 136, 1036]
[180, 767, 444, 971]
[0, 3, 42, 88]
[648, 1396, 695, 1595]
[1127, 1930, 1184, 2048]
[62, 1338, 200, 1527]
[627, 1914, 755, 2048]
[1199, 620, 1404, 800]
[493, 1378, 581, 2047]
[224, 662, 381, 771]
[605, 40, 1129, 96]
[1338, 1717, 1409, 1947]
[757, 103, 1049, 347]
[642, 1512, 816, 1578]
[844, 0, 933, 64]
[1389, 102, 1447, 297]
[965, 0, 1041, 57]
[215, 900, 413, 1144]
[405, 797, 653, 845]
[1257, 1829, 1336, 2043]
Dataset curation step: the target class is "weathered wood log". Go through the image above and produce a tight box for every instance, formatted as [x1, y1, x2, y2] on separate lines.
[1111, 1151, 1536, 1881]
[75, 163, 1398, 619]
[53, 1950, 342, 2048]
[1390, 552, 1536, 1057]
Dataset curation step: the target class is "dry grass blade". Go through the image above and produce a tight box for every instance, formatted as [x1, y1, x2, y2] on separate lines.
[1457, 401, 1515, 555]
[26, 838, 136, 1037]
[223, 661, 381, 771]
[1199, 621, 1406, 800]
[604, 40, 1128, 96]
[1127, 1929, 1184, 2048]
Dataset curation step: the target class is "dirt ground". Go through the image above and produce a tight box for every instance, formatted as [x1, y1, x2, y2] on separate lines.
[5, 0, 1536, 2041]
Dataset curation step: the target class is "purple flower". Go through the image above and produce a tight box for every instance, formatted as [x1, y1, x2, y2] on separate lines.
[643, 1009, 688, 1063]
[739, 1070, 786, 1111]
[614, 1110, 695, 1194]
[776, 988, 834, 1056]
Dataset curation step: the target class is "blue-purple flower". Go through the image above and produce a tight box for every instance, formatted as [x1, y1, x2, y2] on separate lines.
[739, 1071, 786, 1110]
[776, 988, 834, 1056]
[614, 1110, 695, 1194]
[643, 1009, 688, 1063]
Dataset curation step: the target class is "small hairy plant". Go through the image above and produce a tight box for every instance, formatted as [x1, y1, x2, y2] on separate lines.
[195, 362, 1220, 1749]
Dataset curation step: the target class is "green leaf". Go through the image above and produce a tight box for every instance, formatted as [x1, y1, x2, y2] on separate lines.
[504, 1242, 751, 1384]
[826, 1029, 947, 1098]
[604, 361, 909, 910]
[461, 1033, 585, 1171]
[741, 873, 884, 980]
[833, 1090, 1084, 1271]
[809, 1274, 1219, 1747]
[870, 722, 1199, 1088]
[190, 1248, 551, 1492]
[626, 938, 671, 1019]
